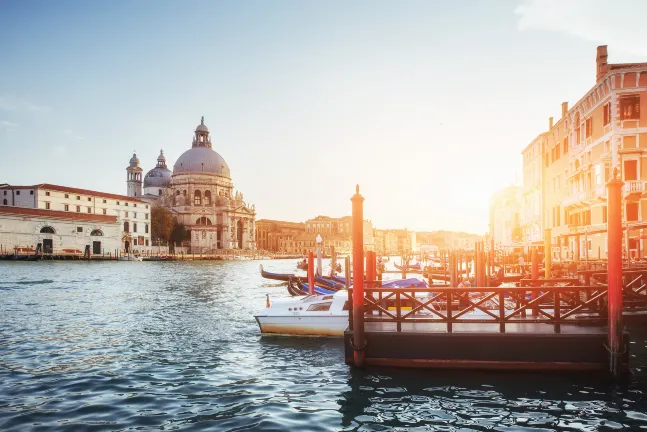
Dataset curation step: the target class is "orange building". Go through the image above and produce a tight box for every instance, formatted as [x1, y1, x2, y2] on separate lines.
[536, 45, 647, 260]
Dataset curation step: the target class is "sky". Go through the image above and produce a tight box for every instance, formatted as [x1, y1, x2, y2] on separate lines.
[1, 0, 646, 234]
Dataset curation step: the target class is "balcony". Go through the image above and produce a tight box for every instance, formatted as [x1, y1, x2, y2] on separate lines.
[586, 186, 605, 202]
[562, 191, 587, 209]
[623, 180, 646, 199]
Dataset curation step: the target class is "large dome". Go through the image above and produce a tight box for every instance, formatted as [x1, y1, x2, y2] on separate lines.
[173, 147, 231, 178]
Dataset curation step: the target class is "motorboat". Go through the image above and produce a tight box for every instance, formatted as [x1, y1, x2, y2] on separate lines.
[255, 290, 350, 336]
[120, 255, 143, 262]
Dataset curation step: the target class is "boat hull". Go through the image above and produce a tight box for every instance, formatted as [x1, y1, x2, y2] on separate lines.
[255, 315, 348, 337]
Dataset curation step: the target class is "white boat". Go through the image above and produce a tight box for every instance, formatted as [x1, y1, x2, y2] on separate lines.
[120, 255, 143, 261]
[255, 290, 350, 336]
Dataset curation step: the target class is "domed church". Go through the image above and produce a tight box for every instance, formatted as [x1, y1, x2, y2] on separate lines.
[126, 117, 256, 251]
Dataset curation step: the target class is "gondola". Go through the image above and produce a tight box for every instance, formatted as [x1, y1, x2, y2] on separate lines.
[296, 261, 308, 270]
[394, 262, 422, 271]
[287, 278, 309, 296]
[259, 264, 296, 282]
[0, 254, 15, 260]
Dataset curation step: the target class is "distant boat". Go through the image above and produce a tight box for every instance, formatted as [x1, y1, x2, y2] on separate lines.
[120, 255, 143, 262]
[394, 262, 421, 271]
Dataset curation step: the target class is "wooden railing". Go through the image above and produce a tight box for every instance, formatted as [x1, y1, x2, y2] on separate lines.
[348, 282, 647, 334]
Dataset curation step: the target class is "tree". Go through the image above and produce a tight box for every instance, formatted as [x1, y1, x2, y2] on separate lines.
[170, 221, 189, 246]
[151, 205, 174, 244]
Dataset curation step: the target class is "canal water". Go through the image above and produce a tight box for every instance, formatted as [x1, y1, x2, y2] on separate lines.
[1, 260, 646, 431]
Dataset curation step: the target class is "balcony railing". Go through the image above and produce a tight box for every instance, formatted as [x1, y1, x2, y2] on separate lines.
[623, 180, 646, 194]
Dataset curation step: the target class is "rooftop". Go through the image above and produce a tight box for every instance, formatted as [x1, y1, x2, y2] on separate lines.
[0, 205, 118, 223]
[0, 184, 147, 204]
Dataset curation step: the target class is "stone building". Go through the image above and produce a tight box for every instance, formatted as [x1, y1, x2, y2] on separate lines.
[256, 219, 305, 252]
[530, 45, 647, 260]
[131, 117, 256, 251]
[0, 184, 151, 254]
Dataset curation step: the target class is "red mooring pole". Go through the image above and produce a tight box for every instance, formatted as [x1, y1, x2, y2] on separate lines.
[351, 185, 365, 367]
[607, 170, 624, 376]
[531, 247, 539, 316]
[308, 251, 315, 295]
[366, 251, 375, 288]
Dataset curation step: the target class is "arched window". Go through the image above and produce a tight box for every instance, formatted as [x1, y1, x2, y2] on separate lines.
[194, 190, 202, 205]
[145, 224, 149, 234]
[90, 229, 103, 236]
[124, 221, 129, 232]
[133, 223, 138, 233]
[40, 226, 55, 234]
[196, 217, 212, 225]
[204, 190, 211, 205]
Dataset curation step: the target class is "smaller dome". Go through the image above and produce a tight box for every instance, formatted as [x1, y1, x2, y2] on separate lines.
[129, 152, 140, 166]
[144, 166, 172, 188]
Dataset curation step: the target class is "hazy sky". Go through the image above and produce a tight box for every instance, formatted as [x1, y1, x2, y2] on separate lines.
[1, 0, 646, 234]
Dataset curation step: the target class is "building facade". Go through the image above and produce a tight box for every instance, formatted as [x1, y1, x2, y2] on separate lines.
[489, 185, 522, 247]
[0, 183, 151, 254]
[256, 219, 305, 252]
[521, 132, 546, 244]
[523, 45, 647, 260]
[132, 117, 256, 251]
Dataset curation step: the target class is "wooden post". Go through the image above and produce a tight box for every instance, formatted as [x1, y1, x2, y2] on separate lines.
[308, 251, 315, 295]
[607, 171, 624, 377]
[531, 247, 539, 316]
[351, 185, 365, 368]
[366, 250, 375, 288]
[545, 228, 552, 279]
[345, 256, 351, 289]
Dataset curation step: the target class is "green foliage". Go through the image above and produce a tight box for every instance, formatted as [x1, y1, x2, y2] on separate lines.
[151, 206, 174, 243]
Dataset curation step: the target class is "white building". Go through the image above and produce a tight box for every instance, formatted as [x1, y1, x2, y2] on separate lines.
[0, 184, 151, 254]
[132, 117, 256, 251]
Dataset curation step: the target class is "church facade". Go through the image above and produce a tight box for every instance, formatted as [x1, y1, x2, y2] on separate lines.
[127, 117, 256, 251]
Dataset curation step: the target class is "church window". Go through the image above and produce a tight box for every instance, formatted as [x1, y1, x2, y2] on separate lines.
[133, 223, 138, 233]
[65, 194, 69, 198]
[204, 191, 212, 205]
[30, 190, 33, 195]
[125, 202, 128, 206]
[76, 206, 81, 212]
[116, 201, 120, 205]
[2, 199, 6, 205]
[16, 191, 20, 195]
[134, 203, 137, 207]
[134, 212, 137, 218]
[124, 221, 129, 232]
[45, 202, 50, 210]
[90, 229, 103, 236]
[145, 224, 149, 234]
[40, 226, 55, 234]
[76, 196, 80, 200]
[76, 227, 83, 233]
[87, 207, 91, 213]
[194, 190, 202, 206]
[103, 209, 107, 215]
[125, 211, 128, 218]
[145, 213, 148, 220]
[45, 191, 50, 196]
[145, 205, 148, 209]
[87, 197, 91, 202]
[103, 199, 107, 204]
[64, 204, 69, 211]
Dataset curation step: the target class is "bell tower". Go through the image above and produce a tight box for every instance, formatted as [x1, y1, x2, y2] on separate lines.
[126, 152, 143, 197]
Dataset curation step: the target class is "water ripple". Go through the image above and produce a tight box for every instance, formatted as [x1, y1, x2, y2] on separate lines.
[0, 260, 646, 431]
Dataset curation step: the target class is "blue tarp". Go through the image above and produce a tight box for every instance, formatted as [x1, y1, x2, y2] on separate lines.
[381, 278, 428, 288]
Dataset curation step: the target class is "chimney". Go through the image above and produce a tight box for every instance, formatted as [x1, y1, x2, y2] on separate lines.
[549, 117, 554, 130]
[561, 102, 569, 118]
[596, 45, 608, 81]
